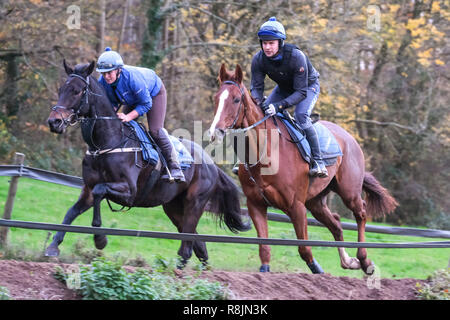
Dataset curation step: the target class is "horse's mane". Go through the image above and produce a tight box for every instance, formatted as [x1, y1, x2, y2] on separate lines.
[72, 63, 113, 110]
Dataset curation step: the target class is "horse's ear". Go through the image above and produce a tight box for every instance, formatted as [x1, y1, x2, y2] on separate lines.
[235, 64, 243, 83]
[85, 60, 96, 76]
[219, 63, 228, 83]
[63, 59, 73, 75]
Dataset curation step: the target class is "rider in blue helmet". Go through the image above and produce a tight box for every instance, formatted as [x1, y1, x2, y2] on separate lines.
[96, 47, 185, 183]
[250, 17, 328, 178]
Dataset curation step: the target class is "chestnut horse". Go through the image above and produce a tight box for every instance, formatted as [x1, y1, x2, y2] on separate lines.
[209, 64, 398, 274]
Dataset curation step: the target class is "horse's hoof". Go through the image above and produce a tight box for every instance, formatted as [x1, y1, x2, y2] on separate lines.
[199, 258, 211, 270]
[307, 258, 324, 274]
[341, 257, 361, 270]
[177, 259, 187, 270]
[363, 261, 376, 275]
[94, 235, 108, 250]
[259, 264, 270, 272]
[45, 245, 60, 257]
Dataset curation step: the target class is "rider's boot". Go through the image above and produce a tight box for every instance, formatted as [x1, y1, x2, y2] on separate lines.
[304, 126, 328, 178]
[153, 128, 186, 183]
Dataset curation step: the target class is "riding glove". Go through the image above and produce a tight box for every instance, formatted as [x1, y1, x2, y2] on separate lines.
[261, 101, 284, 116]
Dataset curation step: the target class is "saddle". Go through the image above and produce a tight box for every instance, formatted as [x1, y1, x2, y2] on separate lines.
[275, 111, 343, 166]
[125, 121, 193, 169]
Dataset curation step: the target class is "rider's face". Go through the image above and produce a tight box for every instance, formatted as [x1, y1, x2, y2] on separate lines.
[262, 40, 280, 58]
[102, 69, 120, 84]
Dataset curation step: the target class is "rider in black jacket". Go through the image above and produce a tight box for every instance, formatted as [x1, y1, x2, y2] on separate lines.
[250, 17, 328, 178]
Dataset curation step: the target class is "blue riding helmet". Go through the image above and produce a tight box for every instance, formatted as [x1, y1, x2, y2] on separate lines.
[96, 47, 124, 73]
[257, 17, 286, 41]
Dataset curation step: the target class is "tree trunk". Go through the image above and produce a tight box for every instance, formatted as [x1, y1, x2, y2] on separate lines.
[5, 55, 19, 118]
[117, 0, 130, 52]
[97, 0, 106, 54]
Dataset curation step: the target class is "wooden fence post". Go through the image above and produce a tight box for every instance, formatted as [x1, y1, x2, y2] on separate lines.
[0, 152, 25, 246]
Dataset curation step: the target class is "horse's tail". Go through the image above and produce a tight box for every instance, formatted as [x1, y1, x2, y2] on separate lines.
[362, 172, 398, 218]
[206, 167, 252, 233]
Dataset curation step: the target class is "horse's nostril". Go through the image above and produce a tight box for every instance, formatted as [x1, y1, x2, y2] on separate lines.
[48, 118, 62, 126]
[48, 118, 64, 132]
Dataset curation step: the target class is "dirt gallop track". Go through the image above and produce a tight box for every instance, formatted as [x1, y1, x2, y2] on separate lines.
[0, 260, 424, 300]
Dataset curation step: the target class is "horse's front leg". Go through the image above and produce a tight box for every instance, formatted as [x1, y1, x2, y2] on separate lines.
[45, 186, 93, 257]
[91, 181, 136, 249]
[247, 199, 270, 272]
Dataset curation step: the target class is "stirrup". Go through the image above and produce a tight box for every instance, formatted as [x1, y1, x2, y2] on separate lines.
[161, 166, 186, 183]
[161, 166, 175, 183]
[232, 161, 240, 175]
[309, 160, 328, 178]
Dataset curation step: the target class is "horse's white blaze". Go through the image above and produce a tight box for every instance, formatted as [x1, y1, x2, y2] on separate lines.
[209, 89, 229, 138]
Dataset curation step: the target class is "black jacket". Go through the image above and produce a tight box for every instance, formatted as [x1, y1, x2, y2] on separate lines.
[250, 43, 320, 107]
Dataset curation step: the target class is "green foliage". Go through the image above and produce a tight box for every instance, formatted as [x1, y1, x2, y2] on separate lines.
[0, 118, 18, 164]
[141, 0, 165, 69]
[0, 286, 12, 300]
[1, 0, 448, 228]
[416, 268, 450, 300]
[54, 257, 232, 300]
[2, 176, 449, 279]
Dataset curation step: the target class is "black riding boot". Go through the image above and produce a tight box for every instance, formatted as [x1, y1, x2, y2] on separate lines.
[304, 126, 328, 178]
[153, 128, 186, 183]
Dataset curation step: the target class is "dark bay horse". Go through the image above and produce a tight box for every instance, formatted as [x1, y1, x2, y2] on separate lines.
[45, 61, 250, 266]
[209, 64, 398, 274]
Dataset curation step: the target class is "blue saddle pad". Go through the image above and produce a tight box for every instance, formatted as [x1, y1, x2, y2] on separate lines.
[276, 113, 343, 166]
[126, 121, 193, 169]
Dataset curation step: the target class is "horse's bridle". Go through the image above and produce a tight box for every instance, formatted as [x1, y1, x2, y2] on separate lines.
[51, 73, 109, 129]
[221, 80, 271, 134]
[51, 73, 142, 157]
[220, 80, 273, 207]
[220, 80, 271, 163]
[222, 80, 246, 130]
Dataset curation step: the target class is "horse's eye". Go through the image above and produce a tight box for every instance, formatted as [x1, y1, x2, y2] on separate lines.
[233, 98, 240, 104]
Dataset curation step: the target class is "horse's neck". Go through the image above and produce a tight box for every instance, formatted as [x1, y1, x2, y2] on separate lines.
[88, 78, 124, 147]
[242, 91, 296, 176]
[88, 76, 117, 118]
[241, 92, 271, 166]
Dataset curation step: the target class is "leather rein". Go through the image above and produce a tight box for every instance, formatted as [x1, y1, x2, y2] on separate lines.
[220, 80, 274, 207]
[51, 73, 141, 157]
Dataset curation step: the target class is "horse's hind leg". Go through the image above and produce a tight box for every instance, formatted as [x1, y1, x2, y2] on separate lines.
[339, 193, 374, 274]
[45, 186, 93, 256]
[306, 194, 361, 270]
[163, 197, 209, 268]
[333, 179, 374, 274]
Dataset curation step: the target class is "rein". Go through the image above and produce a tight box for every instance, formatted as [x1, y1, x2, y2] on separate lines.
[52, 73, 140, 157]
[220, 80, 273, 207]
[51, 73, 110, 127]
[222, 80, 271, 134]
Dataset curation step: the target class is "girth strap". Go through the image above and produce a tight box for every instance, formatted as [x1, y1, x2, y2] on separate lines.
[85, 147, 142, 156]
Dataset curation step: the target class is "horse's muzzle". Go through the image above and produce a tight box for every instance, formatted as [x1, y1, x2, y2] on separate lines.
[209, 128, 225, 144]
[48, 118, 65, 133]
